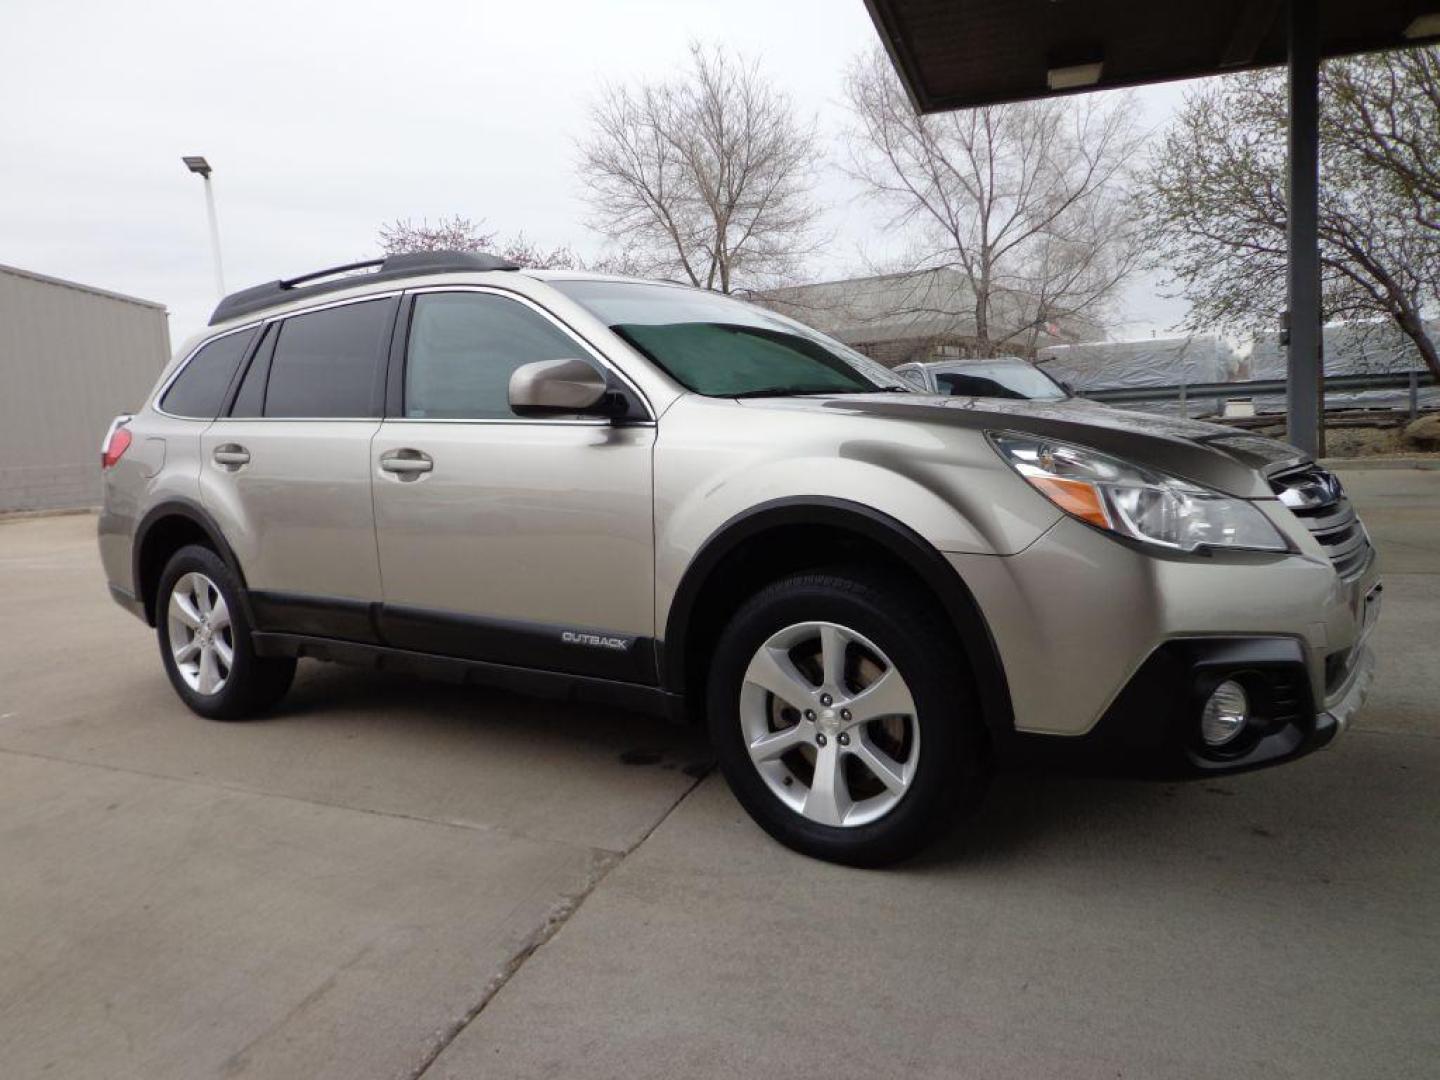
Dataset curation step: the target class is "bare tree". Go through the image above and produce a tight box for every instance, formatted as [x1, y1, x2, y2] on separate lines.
[1141, 49, 1440, 379]
[578, 43, 823, 293]
[843, 48, 1145, 356]
[378, 215, 494, 255]
[378, 216, 582, 270]
[1327, 47, 1440, 234]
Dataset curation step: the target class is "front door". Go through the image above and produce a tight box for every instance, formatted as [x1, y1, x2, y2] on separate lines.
[371, 288, 657, 682]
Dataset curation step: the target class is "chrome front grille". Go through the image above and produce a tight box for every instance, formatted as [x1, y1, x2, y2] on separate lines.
[1269, 464, 1371, 578]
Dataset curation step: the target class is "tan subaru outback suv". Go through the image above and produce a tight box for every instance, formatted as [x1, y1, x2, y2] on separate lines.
[99, 252, 1381, 865]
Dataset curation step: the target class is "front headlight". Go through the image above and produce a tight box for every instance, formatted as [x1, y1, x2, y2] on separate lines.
[987, 431, 1287, 553]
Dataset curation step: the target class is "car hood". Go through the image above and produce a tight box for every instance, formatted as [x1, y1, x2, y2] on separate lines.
[751, 393, 1309, 499]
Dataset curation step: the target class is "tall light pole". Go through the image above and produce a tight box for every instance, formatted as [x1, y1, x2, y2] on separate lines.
[182, 156, 226, 298]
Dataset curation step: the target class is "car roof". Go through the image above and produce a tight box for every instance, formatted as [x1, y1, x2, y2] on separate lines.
[205, 253, 701, 331]
[913, 357, 1032, 371]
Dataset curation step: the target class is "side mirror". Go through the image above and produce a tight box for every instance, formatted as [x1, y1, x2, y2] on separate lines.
[509, 358, 619, 418]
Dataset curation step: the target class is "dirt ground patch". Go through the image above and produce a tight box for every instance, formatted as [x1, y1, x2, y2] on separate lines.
[1244, 415, 1440, 460]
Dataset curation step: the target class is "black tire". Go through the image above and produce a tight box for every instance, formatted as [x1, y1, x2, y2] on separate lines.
[156, 544, 295, 720]
[706, 568, 987, 866]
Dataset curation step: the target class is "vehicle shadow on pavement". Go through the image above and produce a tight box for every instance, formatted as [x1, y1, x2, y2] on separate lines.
[910, 730, 1436, 875]
[221, 661, 1433, 880]
[270, 659, 714, 770]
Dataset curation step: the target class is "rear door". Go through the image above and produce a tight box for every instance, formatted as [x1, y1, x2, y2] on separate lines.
[200, 295, 398, 640]
[370, 287, 657, 681]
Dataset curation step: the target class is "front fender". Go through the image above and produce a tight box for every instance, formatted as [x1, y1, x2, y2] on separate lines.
[652, 396, 1059, 625]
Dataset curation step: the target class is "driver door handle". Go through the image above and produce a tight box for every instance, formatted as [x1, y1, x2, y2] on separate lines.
[379, 449, 434, 476]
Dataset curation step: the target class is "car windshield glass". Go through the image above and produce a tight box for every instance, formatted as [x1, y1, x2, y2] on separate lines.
[934, 364, 1068, 401]
[550, 280, 910, 397]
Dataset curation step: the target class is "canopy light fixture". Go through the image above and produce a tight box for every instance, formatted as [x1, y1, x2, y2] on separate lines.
[1404, 13, 1440, 39]
[1046, 62, 1104, 91]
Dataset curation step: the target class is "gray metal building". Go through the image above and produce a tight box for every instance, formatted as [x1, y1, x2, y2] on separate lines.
[0, 263, 170, 512]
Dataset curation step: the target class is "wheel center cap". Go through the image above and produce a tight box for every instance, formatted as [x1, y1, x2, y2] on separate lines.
[817, 707, 840, 733]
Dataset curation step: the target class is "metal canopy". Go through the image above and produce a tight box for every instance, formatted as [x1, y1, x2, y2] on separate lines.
[862, 0, 1440, 458]
[864, 0, 1440, 113]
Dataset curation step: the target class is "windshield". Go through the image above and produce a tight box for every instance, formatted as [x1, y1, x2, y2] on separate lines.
[550, 280, 910, 397]
[934, 363, 1069, 401]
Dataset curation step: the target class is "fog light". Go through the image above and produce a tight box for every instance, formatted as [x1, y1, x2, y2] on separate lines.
[1200, 680, 1249, 746]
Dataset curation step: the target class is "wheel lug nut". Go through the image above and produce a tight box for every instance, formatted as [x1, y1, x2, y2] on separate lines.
[838, 732, 850, 746]
[804, 709, 816, 721]
[816, 733, 828, 747]
[840, 708, 851, 722]
[819, 693, 833, 707]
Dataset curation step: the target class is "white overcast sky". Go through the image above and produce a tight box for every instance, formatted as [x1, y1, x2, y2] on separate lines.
[2, 0, 1197, 348]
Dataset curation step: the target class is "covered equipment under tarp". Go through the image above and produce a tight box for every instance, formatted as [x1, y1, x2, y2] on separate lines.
[1246, 321, 1440, 413]
[1037, 336, 1242, 393]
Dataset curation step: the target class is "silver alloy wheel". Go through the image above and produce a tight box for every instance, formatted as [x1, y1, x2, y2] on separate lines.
[166, 571, 233, 696]
[740, 621, 920, 828]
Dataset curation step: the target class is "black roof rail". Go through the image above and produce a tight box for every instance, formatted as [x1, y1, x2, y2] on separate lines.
[208, 250, 520, 325]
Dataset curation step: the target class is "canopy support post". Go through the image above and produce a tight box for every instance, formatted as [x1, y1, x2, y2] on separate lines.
[1285, 0, 1323, 458]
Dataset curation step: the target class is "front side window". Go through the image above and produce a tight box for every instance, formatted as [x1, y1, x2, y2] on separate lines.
[261, 299, 393, 418]
[934, 364, 1069, 402]
[894, 366, 929, 391]
[160, 328, 255, 418]
[404, 292, 596, 419]
[550, 280, 910, 397]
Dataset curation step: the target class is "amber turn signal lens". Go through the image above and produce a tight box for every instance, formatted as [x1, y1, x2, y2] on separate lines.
[1029, 476, 1110, 529]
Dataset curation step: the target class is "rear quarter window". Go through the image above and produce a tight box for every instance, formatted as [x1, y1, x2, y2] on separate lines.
[159, 328, 256, 418]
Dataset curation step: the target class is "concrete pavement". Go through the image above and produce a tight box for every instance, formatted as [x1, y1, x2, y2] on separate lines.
[421, 464, 1440, 1080]
[1, 465, 1437, 1078]
[0, 514, 708, 1080]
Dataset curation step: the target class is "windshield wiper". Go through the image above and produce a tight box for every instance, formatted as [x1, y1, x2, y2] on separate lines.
[730, 387, 845, 398]
[730, 386, 901, 399]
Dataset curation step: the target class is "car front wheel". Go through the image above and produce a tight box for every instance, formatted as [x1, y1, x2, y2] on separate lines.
[707, 569, 986, 866]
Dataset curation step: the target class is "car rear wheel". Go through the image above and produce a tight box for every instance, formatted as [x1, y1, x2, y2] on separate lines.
[707, 569, 986, 866]
[156, 545, 295, 720]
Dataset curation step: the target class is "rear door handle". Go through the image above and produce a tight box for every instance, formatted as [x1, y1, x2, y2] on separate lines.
[379, 449, 434, 477]
[213, 444, 250, 468]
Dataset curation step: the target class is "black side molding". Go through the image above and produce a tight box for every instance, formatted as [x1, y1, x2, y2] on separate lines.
[251, 633, 685, 722]
[380, 604, 658, 685]
[245, 591, 659, 687]
[249, 591, 382, 645]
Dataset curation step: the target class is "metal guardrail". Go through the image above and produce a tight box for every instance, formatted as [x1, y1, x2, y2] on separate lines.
[1079, 370, 1436, 418]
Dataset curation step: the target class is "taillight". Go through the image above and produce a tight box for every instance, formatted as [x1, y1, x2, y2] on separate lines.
[101, 417, 133, 469]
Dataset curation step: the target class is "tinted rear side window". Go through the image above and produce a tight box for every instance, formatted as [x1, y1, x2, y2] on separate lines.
[262, 299, 394, 418]
[229, 323, 276, 418]
[160, 328, 255, 418]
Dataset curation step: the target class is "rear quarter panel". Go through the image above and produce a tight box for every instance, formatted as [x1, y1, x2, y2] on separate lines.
[98, 410, 210, 597]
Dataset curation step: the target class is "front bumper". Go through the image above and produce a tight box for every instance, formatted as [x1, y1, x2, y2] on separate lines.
[1003, 633, 1375, 777]
[1317, 608, 1379, 741]
[947, 499, 1381, 775]
[948, 510, 1381, 736]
